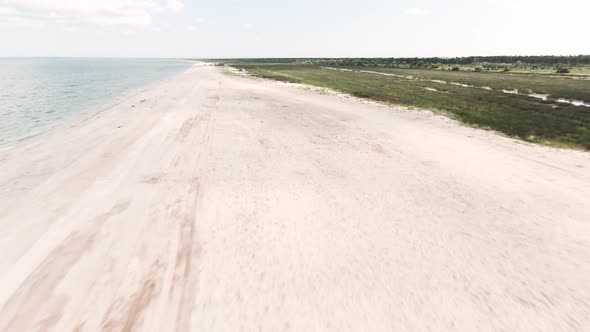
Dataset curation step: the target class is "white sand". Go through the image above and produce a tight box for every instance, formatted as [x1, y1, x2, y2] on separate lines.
[1, 62, 589, 331]
[529, 93, 550, 101]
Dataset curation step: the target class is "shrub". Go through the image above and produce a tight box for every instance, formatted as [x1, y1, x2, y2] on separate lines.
[556, 66, 570, 74]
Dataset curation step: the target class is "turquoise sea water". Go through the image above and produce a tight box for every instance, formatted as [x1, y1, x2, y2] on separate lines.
[0, 58, 191, 147]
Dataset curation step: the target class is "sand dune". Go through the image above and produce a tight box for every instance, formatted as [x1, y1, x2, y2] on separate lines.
[0, 62, 589, 331]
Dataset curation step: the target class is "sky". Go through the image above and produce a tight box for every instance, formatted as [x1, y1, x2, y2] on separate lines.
[0, 0, 589, 58]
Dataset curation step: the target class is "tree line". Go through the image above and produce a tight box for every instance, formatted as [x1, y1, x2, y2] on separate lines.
[225, 55, 590, 68]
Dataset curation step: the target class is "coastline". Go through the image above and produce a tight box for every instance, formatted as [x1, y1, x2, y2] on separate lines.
[1, 62, 589, 331]
[0, 59, 194, 151]
[0, 62, 198, 208]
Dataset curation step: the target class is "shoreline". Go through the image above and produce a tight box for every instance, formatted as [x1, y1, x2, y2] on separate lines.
[0, 59, 194, 151]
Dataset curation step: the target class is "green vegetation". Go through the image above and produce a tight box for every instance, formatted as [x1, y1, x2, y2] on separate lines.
[222, 60, 590, 149]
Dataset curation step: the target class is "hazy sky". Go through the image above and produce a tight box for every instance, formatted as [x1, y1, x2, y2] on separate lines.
[0, 0, 588, 58]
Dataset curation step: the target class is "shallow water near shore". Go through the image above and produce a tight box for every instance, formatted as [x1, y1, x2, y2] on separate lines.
[0, 58, 191, 147]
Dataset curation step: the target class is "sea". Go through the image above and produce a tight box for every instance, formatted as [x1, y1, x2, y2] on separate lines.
[0, 58, 192, 148]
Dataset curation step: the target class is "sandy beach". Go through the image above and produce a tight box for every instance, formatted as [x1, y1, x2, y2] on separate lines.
[0, 62, 589, 331]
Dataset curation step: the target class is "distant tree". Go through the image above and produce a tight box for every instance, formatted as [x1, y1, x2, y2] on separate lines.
[290, 55, 590, 70]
